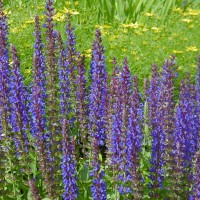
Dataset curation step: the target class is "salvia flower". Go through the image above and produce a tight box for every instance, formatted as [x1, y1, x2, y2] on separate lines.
[190, 54, 200, 200]
[118, 58, 132, 172]
[0, 0, 10, 137]
[58, 32, 71, 118]
[196, 54, 200, 138]
[106, 58, 121, 160]
[76, 54, 88, 156]
[90, 139, 107, 200]
[89, 29, 107, 199]
[61, 119, 78, 200]
[110, 71, 123, 168]
[30, 16, 47, 139]
[44, 0, 60, 141]
[89, 29, 108, 146]
[29, 16, 56, 198]
[9, 45, 29, 156]
[173, 76, 198, 199]
[43, 1, 61, 197]
[149, 57, 176, 198]
[126, 75, 143, 199]
[66, 14, 77, 84]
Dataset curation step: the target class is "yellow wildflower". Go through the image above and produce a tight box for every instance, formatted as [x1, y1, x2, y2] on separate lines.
[172, 50, 183, 54]
[37, 5, 44, 10]
[186, 46, 199, 52]
[181, 18, 192, 23]
[20, 24, 27, 29]
[120, 22, 139, 29]
[53, 12, 65, 22]
[65, 1, 71, 6]
[102, 30, 109, 35]
[184, 8, 200, 16]
[151, 27, 161, 33]
[74, 1, 79, 6]
[3, 9, 11, 15]
[134, 30, 142, 35]
[142, 27, 148, 32]
[122, 29, 128, 33]
[144, 12, 154, 17]
[173, 7, 183, 13]
[25, 19, 35, 24]
[62, 7, 79, 15]
[122, 48, 127, 53]
[11, 28, 20, 33]
[84, 54, 91, 58]
[84, 50, 92, 58]
[24, 69, 31, 74]
[177, 66, 182, 71]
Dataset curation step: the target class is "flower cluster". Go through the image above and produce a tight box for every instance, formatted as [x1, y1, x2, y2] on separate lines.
[0, 0, 200, 199]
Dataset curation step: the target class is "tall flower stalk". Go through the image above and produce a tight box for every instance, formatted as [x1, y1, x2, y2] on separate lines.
[126, 75, 143, 199]
[89, 29, 107, 199]
[149, 57, 176, 198]
[44, 0, 60, 162]
[61, 119, 78, 200]
[66, 14, 77, 87]
[106, 58, 121, 161]
[29, 16, 55, 199]
[187, 56, 200, 200]
[0, 0, 10, 194]
[171, 76, 198, 199]
[57, 31, 78, 200]
[43, 0, 61, 197]
[76, 54, 88, 157]
[9, 44, 29, 157]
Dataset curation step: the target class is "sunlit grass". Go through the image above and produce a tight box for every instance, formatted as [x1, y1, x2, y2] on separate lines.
[3, 0, 200, 90]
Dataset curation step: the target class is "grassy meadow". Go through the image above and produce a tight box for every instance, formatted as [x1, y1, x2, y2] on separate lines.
[3, 0, 200, 87]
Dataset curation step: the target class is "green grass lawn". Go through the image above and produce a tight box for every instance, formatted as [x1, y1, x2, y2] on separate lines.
[3, 0, 200, 89]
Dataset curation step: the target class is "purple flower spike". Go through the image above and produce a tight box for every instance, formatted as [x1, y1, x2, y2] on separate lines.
[76, 54, 88, 156]
[57, 32, 78, 199]
[30, 15, 60, 199]
[118, 58, 132, 171]
[0, 1, 10, 193]
[66, 14, 77, 84]
[149, 57, 176, 198]
[89, 29, 107, 199]
[110, 70, 123, 168]
[173, 77, 198, 199]
[106, 58, 121, 160]
[126, 75, 143, 198]
[89, 29, 108, 146]
[191, 54, 200, 200]
[0, 1, 10, 136]
[90, 139, 107, 200]
[58, 32, 71, 118]
[30, 16, 47, 139]
[9, 45, 29, 156]
[61, 119, 78, 200]
[196, 54, 200, 135]
[109, 58, 132, 196]
[44, 0, 59, 141]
